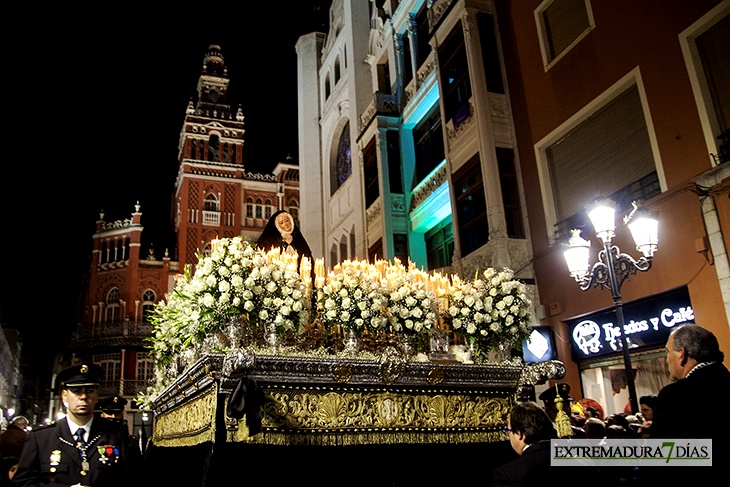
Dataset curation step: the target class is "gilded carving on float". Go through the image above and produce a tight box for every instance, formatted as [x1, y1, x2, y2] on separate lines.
[332, 363, 352, 383]
[253, 385, 510, 445]
[153, 384, 217, 447]
[427, 366, 445, 385]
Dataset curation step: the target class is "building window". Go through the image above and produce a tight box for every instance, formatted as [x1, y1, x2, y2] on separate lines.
[368, 238, 383, 263]
[334, 122, 352, 192]
[246, 197, 254, 218]
[93, 353, 122, 385]
[454, 155, 488, 257]
[208, 134, 220, 161]
[142, 289, 156, 324]
[203, 193, 219, 212]
[363, 139, 379, 208]
[265, 199, 273, 220]
[393, 234, 408, 264]
[415, 3, 431, 68]
[413, 104, 444, 188]
[439, 22, 471, 125]
[426, 217, 454, 270]
[377, 60, 391, 95]
[691, 11, 729, 164]
[544, 84, 658, 241]
[536, 0, 593, 66]
[478, 13, 505, 94]
[105, 288, 120, 323]
[402, 32, 414, 88]
[136, 352, 155, 384]
[256, 198, 263, 219]
[497, 148, 525, 238]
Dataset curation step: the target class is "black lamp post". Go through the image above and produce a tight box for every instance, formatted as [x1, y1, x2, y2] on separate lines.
[563, 199, 659, 414]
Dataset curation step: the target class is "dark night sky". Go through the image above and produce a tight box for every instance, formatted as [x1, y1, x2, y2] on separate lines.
[0, 4, 332, 364]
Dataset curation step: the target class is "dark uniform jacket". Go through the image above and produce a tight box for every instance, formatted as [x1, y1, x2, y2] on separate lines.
[644, 361, 730, 485]
[13, 417, 143, 487]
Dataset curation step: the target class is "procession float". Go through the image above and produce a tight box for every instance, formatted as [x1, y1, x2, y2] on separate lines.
[141, 234, 564, 485]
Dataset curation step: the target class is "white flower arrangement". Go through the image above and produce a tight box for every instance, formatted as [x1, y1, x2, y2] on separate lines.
[383, 260, 440, 345]
[316, 261, 389, 336]
[140, 252, 535, 407]
[447, 267, 532, 358]
[244, 248, 311, 339]
[145, 237, 311, 397]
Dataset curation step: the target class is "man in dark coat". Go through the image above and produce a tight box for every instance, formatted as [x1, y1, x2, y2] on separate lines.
[13, 364, 144, 487]
[492, 401, 606, 486]
[644, 324, 730, 485]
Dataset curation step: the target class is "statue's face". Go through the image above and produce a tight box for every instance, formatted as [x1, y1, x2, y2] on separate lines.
[276, 214, 293, 233]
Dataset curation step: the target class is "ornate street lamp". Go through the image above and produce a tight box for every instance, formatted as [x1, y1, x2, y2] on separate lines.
[563, 199, 659, 414]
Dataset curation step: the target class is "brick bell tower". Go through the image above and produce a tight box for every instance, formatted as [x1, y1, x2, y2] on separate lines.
[174, 44, 247, 268]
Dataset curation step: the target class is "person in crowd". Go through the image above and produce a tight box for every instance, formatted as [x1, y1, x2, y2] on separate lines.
[0, 456, 18, 486]
[644, 324, 730, 484]
[538, 383, 582, 438]
[0, 415, 29, 460]
[584, 406, 601, 420]
[0, 414, 28, 483]
[636, 394, 656, 437]
[638, 394, 657, 422]
[491, 401, 558, 486]
[583, 417, 606, 439]
[493, 401, 604, 486]
[97, 395, 128, 422]
[13, 363, 145, 487]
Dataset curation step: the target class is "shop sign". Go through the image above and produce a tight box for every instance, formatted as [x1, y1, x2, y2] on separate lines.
[566, 287, 694, 360]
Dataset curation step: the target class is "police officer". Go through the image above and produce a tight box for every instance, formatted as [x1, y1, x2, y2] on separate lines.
[96, 395, 128, 422]
[13, 363, 144, 487]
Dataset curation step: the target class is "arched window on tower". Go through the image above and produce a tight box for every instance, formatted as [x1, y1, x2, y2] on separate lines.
[208, 134, 220, 162]
[105, 287, 121, 323]
[246, 197, 254, 218]
[256, 198, 263, 219]
[265, 199, 273, 220]
[325, 73, 331, 100]
[203, 193, 220, 212]
[334, 56, 341, 84]
[100, 241, 108, 265]
[333, 122, 352, 194]
[142, 289, 156, 323]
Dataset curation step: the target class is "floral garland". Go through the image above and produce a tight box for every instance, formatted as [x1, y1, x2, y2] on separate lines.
[447, 267, 532, 358]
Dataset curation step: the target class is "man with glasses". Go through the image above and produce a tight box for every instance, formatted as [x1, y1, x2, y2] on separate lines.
[13, 363, 144, 487]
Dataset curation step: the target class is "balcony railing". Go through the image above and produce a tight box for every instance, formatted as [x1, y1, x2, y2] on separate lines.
[69, 320, 154, 351]
[202, 210, 221, 226]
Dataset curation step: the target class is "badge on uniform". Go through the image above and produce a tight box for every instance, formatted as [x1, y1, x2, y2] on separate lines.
[50, 450, 61, 466]
[97, 445, 120, 465]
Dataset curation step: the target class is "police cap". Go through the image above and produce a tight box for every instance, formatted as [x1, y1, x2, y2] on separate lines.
[54, 363, 103, 391]
[538, 382, 572, 403]
[97, 395, 128, 413]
